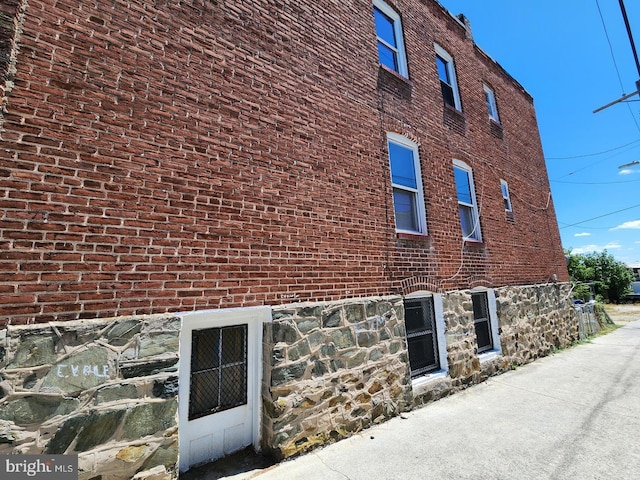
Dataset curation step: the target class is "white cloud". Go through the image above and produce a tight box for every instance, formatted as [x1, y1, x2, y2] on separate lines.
[574, 232, 591, 237]
[611, 220, 640, 230]
[571, 242, 622, 254]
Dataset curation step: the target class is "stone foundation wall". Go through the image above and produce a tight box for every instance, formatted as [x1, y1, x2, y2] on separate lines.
[413, 283, 579, 406]
[0, 283, 578, 476]
[0, 315, 180, 480]
[262, 297, 413, 459]
[264, 284, 579, 455]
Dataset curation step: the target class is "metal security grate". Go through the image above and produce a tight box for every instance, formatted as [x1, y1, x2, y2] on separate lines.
[472, 292, 493, 353]
[189, 324, 248, 421]
[405, 297, 439, 378]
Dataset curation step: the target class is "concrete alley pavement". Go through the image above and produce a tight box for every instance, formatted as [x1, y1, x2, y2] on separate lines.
[250, 319, 640, 480]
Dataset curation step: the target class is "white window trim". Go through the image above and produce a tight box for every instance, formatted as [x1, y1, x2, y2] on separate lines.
[374, 0, 409, 78]
[500, 179, 512, 212]
[483, 84, 500, 123]
[453, 159, 482, 242]
[388, 133, 427, 235]
[472, 288, 502, 362]
[405, 291, 449, 394]
[434, 43, 462, 111]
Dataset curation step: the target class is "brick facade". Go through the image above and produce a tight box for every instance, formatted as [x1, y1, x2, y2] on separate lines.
[0, 0, 567, 325]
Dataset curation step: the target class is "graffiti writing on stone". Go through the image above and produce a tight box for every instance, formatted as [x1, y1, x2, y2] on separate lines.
[56, 364, 110, 379]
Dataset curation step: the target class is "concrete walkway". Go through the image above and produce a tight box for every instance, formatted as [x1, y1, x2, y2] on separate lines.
[185, 319, 640, 480]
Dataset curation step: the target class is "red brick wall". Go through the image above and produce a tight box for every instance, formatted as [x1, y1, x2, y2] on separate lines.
[0, 0, 568, 324]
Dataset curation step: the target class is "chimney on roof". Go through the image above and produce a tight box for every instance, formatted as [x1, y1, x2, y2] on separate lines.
[457, 14, 473, 41]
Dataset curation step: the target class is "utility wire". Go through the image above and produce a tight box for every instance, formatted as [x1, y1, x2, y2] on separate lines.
[596, 0, 626, 92]
[559, 202, 640, 229]
[546, 138, 640, 160]
[552, 178, 640, 185]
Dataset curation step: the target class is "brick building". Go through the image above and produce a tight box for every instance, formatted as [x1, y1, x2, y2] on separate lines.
[0, 0, 576, 478]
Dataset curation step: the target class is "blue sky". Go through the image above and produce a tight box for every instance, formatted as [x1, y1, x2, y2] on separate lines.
[438, 0, 640, 267]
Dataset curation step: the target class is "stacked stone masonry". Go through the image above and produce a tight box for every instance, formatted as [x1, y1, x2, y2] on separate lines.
[0, 315, 180, 480]
[0, 285, 579, 478]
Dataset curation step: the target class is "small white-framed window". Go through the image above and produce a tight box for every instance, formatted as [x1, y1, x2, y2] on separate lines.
[403, 292, 448, 383]
[387, 133, 426, 234]
[471, 289, 501, 360]
[453, 160, 481, 242]
[483, 84, 500, 123]
[373, 0, 408, 77]
[500, 179, 512, 212]
[435, 44, 461, 110]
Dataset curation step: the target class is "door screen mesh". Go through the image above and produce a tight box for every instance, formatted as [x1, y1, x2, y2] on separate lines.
[189, 324, 248, 420]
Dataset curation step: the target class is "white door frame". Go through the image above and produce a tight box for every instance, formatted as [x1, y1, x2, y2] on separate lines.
[178, 306, 271, 471]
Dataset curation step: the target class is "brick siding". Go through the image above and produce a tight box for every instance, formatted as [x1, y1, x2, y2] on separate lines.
[0, 0, 568, 325]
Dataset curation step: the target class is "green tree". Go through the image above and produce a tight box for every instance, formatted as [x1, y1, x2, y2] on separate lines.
[565, 250, 634, 303]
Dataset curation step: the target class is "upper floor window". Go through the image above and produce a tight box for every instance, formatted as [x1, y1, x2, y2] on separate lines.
[435, 44, 461, 110]
[387, 133, 426, 234]
[500, 180, 512, 212]
[453, 160, 481, 241]
[373, 0, 408, 77]
[484, 84, 500, 123]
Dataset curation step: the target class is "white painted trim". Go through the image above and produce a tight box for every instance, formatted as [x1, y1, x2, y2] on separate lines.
[177, 306, 271, 472]
[473, 288, 502, 361]
[453, 159, 482, 242]
[387, 133, 427, 235]
[483, 83, 500, 123]
[405, 292, 449, 389]
[374, 0, 409, 77]
[434, 43, 462, 111]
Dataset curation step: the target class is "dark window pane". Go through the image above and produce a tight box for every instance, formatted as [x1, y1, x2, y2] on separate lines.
[192, 328, 220, 371]
[393, 188, 417, 231]
[374, 8, 397, 48]
[472, 293, 489, 320]
[189, 325, 248, 420]
[441, 81, 455, 107]
[389, 142, 417, 188]
[222, 327, 245, 365]
[408, 335, 437, 375]
[404, 299, 439, 377]
[220, 364, 247, 409]
[189, 370, 220, 419]
[475, 319, 492, 352]
[405, 302, 428, 332]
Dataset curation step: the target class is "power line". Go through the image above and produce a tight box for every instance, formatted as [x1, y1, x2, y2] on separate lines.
[596, 0, 626, 92]
[546, 138, 640, 160]
[552, 178, 640, 185]
[559, 203, 640, 229]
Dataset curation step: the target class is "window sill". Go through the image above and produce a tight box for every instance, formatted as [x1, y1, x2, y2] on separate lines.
[463, 237, 484, 245]
[478, 350, 501, 363]
[396, 231, 429, 241]
[411, 370, 449, 395]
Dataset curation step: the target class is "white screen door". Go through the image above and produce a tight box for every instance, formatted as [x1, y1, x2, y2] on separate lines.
[178, 307, 269, 472]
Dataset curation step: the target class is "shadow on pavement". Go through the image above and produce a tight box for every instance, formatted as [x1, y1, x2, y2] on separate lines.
[178, 447, 276, 480]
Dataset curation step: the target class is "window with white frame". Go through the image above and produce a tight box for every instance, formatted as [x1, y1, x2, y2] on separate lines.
[387, 134, 426, 234]
[453, 160, 481, 241]
[471, 290, 501, 357]
[404, 294, 448, 378]
[373, 0, 408, 77]
[500, 179, 512, 212]
[483, 84, 500, 123]
[435, 44, 461, 110]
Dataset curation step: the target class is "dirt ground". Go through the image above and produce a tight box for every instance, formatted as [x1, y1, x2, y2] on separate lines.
[603, 303, 640, 324]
